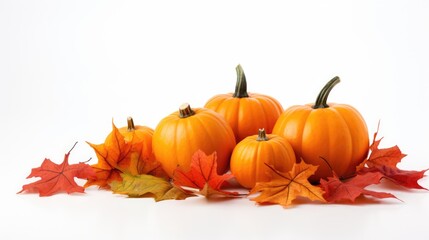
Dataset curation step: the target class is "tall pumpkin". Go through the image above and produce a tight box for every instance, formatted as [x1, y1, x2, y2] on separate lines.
[153, 103, 236, 178]
[272, 77, 369, 181]
[205, 64, 283, 142]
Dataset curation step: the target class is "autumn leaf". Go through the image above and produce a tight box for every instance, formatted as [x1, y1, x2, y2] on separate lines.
[173, 150, 240, 198]
[359, 166, 428, 190]
[85, 121, 167, 189]
[357, 126, 428, 190]
[250, 162, 326, 207]
[18, 142, 96, 197]
[365, 127, 407, 169]
[320, 172, 398, 203]
[110, 173, 193, 201]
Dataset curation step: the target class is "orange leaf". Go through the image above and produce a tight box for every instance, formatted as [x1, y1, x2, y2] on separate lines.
[18, 143, 96, 197]
[85, 121, 167, 189]
[250, 162, 326, 207]
[320, 172, 398, 203]
[173, 150, 240, 198]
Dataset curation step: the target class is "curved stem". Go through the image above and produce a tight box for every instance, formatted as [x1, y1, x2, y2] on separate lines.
[179, 103, 195, 118]
[127, 117, 135, 131]
[256, 128, 269, 141]
[232, 64, 249, 98]
[313, 76, 341, 109]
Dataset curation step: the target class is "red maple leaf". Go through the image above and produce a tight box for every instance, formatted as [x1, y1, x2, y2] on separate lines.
[172, 150, 240, 198]
[18, 143, 96, 197]
[359, 166, 428, 190]
[320, 172, 398, 203]
[358, 126, 428, 190]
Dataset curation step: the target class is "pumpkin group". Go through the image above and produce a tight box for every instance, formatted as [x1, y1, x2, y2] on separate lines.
[152, 103, 236, 178]
[230, 128, 296, 189]
[205, 64, 284, 142]
[272, 77, 369, 181]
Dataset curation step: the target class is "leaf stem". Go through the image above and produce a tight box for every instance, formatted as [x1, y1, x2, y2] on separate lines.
[68, 142, 78, 155]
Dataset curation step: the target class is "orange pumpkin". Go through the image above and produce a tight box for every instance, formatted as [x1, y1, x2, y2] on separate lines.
[152, 103, 236, 178]
[272, 77, 369, 182]
[230, 128, 296, 189]
[205, 64, 284, 142]
[114, 117, 155, 175]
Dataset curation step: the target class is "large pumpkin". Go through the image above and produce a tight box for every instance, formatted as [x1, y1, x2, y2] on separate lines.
[272, 77, 369, 182]
[230, 129, 296, 189]
[153, 103, 236, 178]
[205, 64, 283, 142]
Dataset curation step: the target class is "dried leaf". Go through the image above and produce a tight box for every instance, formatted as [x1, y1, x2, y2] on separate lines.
[250, 162, 326, 207]
[320, 172, 398, 203]
[18, 143, 95, 197]
[173, 150, 240, 198]
[110, 173, 192, 201]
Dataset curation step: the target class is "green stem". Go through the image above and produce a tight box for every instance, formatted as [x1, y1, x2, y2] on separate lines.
[179, 103, 195, 118]
[313, 76, 341, 109]
[127, 117, 135, 131]
[232, 64, 249, 98]
[256, 128, 269, 141]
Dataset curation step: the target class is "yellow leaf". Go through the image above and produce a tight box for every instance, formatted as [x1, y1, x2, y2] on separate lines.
[110, 173, 193, 201]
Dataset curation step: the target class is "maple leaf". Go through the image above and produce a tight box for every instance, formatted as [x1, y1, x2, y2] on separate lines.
[320, 172, 398, 203]
[249, 162, 326, 207]
[85, 121, 167, 189]
[18, 143, 96, 197]
[110, 173, 193, 201]
[365, 128, 407, 169]
[357, 125, 428, 190]
[172, 150, 240, 198]
[360, 166, 428, 190]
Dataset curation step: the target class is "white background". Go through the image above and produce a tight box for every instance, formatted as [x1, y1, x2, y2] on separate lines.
[1, 0, 429, 239]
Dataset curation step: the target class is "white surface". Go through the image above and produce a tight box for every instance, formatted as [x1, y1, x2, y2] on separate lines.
[1, 0, 429, 239]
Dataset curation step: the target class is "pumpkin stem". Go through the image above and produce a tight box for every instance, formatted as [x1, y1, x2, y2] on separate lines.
[179, 103, 195, 118]
[256, 128, 269, 141]
[233, 64, 249, 98]
[127, 117, 135, 131]
[313, 76, 341, 109]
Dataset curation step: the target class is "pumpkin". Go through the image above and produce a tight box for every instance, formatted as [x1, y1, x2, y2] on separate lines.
[272, 77, 369, 182]
[152, 103, 236, 178]
[230, 128, 296, 189]
[114, 117, 155, 175]
[204, 64, 284, 142]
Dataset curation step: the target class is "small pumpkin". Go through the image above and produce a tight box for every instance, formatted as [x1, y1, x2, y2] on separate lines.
[114, 117, 156, 175]
[205, 64, 284, 142]
[152, 103, 236, 178]
[272, 77, 369, 182]
[230, 128, 296, 189]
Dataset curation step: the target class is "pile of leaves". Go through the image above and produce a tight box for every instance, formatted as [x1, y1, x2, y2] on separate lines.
[18, 125, 428, 208]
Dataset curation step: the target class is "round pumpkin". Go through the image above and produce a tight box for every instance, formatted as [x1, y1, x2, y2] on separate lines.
[230, 128, 296, 189]
[272, 77, 369, 182]
[113, 117, 155, 175]
[204, 64, 284, 142]
[152, 103, 236, 178]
